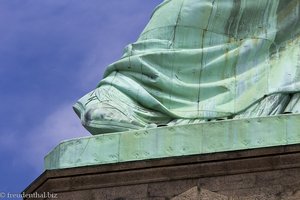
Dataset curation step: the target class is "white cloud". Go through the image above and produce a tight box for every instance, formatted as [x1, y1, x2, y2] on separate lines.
[0, 131, 19, 152]
[1, 0, 163, 173]
[18, 103, 89, 172]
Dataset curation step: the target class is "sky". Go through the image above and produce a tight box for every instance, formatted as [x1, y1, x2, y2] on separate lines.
[0, 0, 162, 198]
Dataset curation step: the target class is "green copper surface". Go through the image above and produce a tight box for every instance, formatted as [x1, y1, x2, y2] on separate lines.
[45, 114, 300, 169]
[73, 0, 300, 135]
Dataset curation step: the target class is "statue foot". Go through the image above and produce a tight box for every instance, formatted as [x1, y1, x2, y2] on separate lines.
[73, 86, 171, 135]
[73, 101, 146, 134]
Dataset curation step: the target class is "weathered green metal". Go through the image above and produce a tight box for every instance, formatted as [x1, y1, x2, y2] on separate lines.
[73, 0, 300, 135]
[59, 0, 300, 170]
[45, 114, 300, 169]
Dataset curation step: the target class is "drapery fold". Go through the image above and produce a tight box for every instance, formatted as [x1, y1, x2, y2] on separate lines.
[75, 0, 300, 134]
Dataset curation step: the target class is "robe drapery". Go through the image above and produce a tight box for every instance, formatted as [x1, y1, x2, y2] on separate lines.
[74, 0, 300, 134]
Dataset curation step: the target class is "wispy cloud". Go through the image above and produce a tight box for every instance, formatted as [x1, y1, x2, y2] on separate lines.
[0, 0, 163, 193]
[18, 103, 89, 172]
[2, 0, 162, 172]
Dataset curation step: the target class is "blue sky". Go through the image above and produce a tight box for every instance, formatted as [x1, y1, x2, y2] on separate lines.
[0, 0, 162, 198]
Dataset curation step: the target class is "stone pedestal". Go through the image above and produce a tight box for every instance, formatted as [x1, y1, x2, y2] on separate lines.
[24, 144, 300, 200]
[24, 115, 300, 199]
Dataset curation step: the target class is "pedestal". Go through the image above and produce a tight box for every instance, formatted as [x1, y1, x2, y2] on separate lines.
[24, 114, 300, 199]
[24, 144, 300, 199]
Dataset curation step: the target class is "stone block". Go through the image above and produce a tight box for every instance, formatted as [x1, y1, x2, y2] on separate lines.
[171, 187, 228, 200]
